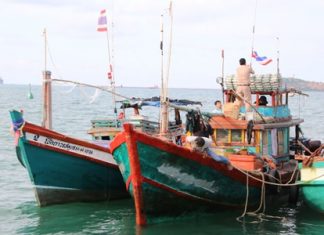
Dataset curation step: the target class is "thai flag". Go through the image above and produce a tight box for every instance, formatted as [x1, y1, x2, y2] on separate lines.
[97, 9, 108, 32]
[252, 51, 272, 65]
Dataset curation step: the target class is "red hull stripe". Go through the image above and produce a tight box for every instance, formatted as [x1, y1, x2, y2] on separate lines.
[23, 122, 110, 153]
[27, 141, 118, 169]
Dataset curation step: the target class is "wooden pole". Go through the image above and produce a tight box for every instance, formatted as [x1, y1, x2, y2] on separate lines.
[42, 71, 52, 129]
[159, 13, 169, 136]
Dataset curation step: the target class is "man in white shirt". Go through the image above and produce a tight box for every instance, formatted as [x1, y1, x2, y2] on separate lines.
[212, 100, 223, 114]
[234, 58, 254, 112]
[186, 136, 231, 168]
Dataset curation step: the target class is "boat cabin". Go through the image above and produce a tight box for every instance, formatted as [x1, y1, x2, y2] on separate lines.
[209, 74, 304, 167]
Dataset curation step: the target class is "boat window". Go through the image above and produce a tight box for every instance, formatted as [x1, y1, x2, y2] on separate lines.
[231, 129, 242, 142]
[277, 129, 285, 155]
[262, 131, 269, 155]
[102, 136, 111, 140]
[216, 129, 229, 143]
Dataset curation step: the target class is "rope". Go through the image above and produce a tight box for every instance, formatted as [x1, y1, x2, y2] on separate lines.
[236, 172, 250, 222]
[51, 78, 130, 100]
[232, 163, 324, 187]
[236, 169, 286, 223]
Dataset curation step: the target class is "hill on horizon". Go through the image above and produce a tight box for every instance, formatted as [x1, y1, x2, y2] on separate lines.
[283, 77, 324, 91]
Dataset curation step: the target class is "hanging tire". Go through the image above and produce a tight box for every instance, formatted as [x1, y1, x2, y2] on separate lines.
[266, 169, 280, 195]
[288, 185, 299, 205]
[289, 169, 300, 205]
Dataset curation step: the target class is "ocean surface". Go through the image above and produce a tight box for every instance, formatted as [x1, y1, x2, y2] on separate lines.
[0, 84, 323, 235]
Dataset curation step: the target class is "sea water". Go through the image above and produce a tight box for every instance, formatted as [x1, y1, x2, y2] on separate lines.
[0, 84, 323, 234]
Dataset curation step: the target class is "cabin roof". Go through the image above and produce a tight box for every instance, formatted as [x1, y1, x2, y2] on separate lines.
[209, 116, 304, 130]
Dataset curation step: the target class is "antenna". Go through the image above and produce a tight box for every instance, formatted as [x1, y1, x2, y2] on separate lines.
[221, 49, 225, 103]
[250, 0, 258, 64]
[276, 37, 280, 76]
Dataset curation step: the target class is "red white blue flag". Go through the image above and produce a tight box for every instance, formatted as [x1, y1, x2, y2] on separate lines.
[252, 51, 272, 65]
[97, 9, 108, 32]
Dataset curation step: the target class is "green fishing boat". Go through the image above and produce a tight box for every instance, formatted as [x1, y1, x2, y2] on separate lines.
[300, 161, 324, 213]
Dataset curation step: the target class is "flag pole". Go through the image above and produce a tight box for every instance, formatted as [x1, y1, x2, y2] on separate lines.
[250, 0, 258, 65]
[98, 9, 117, 120]
[221, 49, 225, 103]
[276, 36, 280, 76]
[111, 1, 117, 117]
[159, 13, 168, 136]
[105, 13, 117, 118]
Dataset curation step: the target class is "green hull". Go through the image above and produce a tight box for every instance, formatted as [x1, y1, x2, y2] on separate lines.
[112, 129, 263, 219]
[10, 110, 128, 206]
[300, 161, 324, 213]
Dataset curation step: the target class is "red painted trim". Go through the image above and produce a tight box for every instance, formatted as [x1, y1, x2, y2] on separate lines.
[23, 122, 111, 153]
[124, 124, 147, 226]
[111, 124, 262, 187]
[27, 140, 118, 169]
[110, 132, 126, 152]
[125, 175, 132, 191]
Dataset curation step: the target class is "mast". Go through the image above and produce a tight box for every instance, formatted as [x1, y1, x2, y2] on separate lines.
[276, 36, 280, 76]
[159, 1, 173, 136]
[111, 1, 117, 117]
[105, 11, 117, 119]
[221, 49, 225, 103]
[159, 12, 168, 136]
[42, 29, 52, 129]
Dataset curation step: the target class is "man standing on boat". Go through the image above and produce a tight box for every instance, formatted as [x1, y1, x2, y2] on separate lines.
[234, 58, 254, 111]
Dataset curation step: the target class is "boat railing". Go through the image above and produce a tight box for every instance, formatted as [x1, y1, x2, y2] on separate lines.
[90, 118, 183, 137]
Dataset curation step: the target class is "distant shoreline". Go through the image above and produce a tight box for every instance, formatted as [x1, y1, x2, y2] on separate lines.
[2, 77, 324, 91]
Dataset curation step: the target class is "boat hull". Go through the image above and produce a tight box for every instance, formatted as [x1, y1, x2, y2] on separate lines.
[111, 124, 268, 223]
[18, 138, 128, 206]
[10, 110, 128, 206]
[300, 161, 324, 213]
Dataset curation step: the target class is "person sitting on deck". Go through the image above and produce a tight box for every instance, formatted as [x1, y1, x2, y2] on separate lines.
[212, 100, 223, 114]
[186, 136, 232, 169]
[257, 95, 268, 106]
[118, 112, 125, 119]
[130, 104, 144, 120]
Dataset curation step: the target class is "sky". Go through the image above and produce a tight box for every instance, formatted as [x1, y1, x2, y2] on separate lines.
[1, 0, 324, 88]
